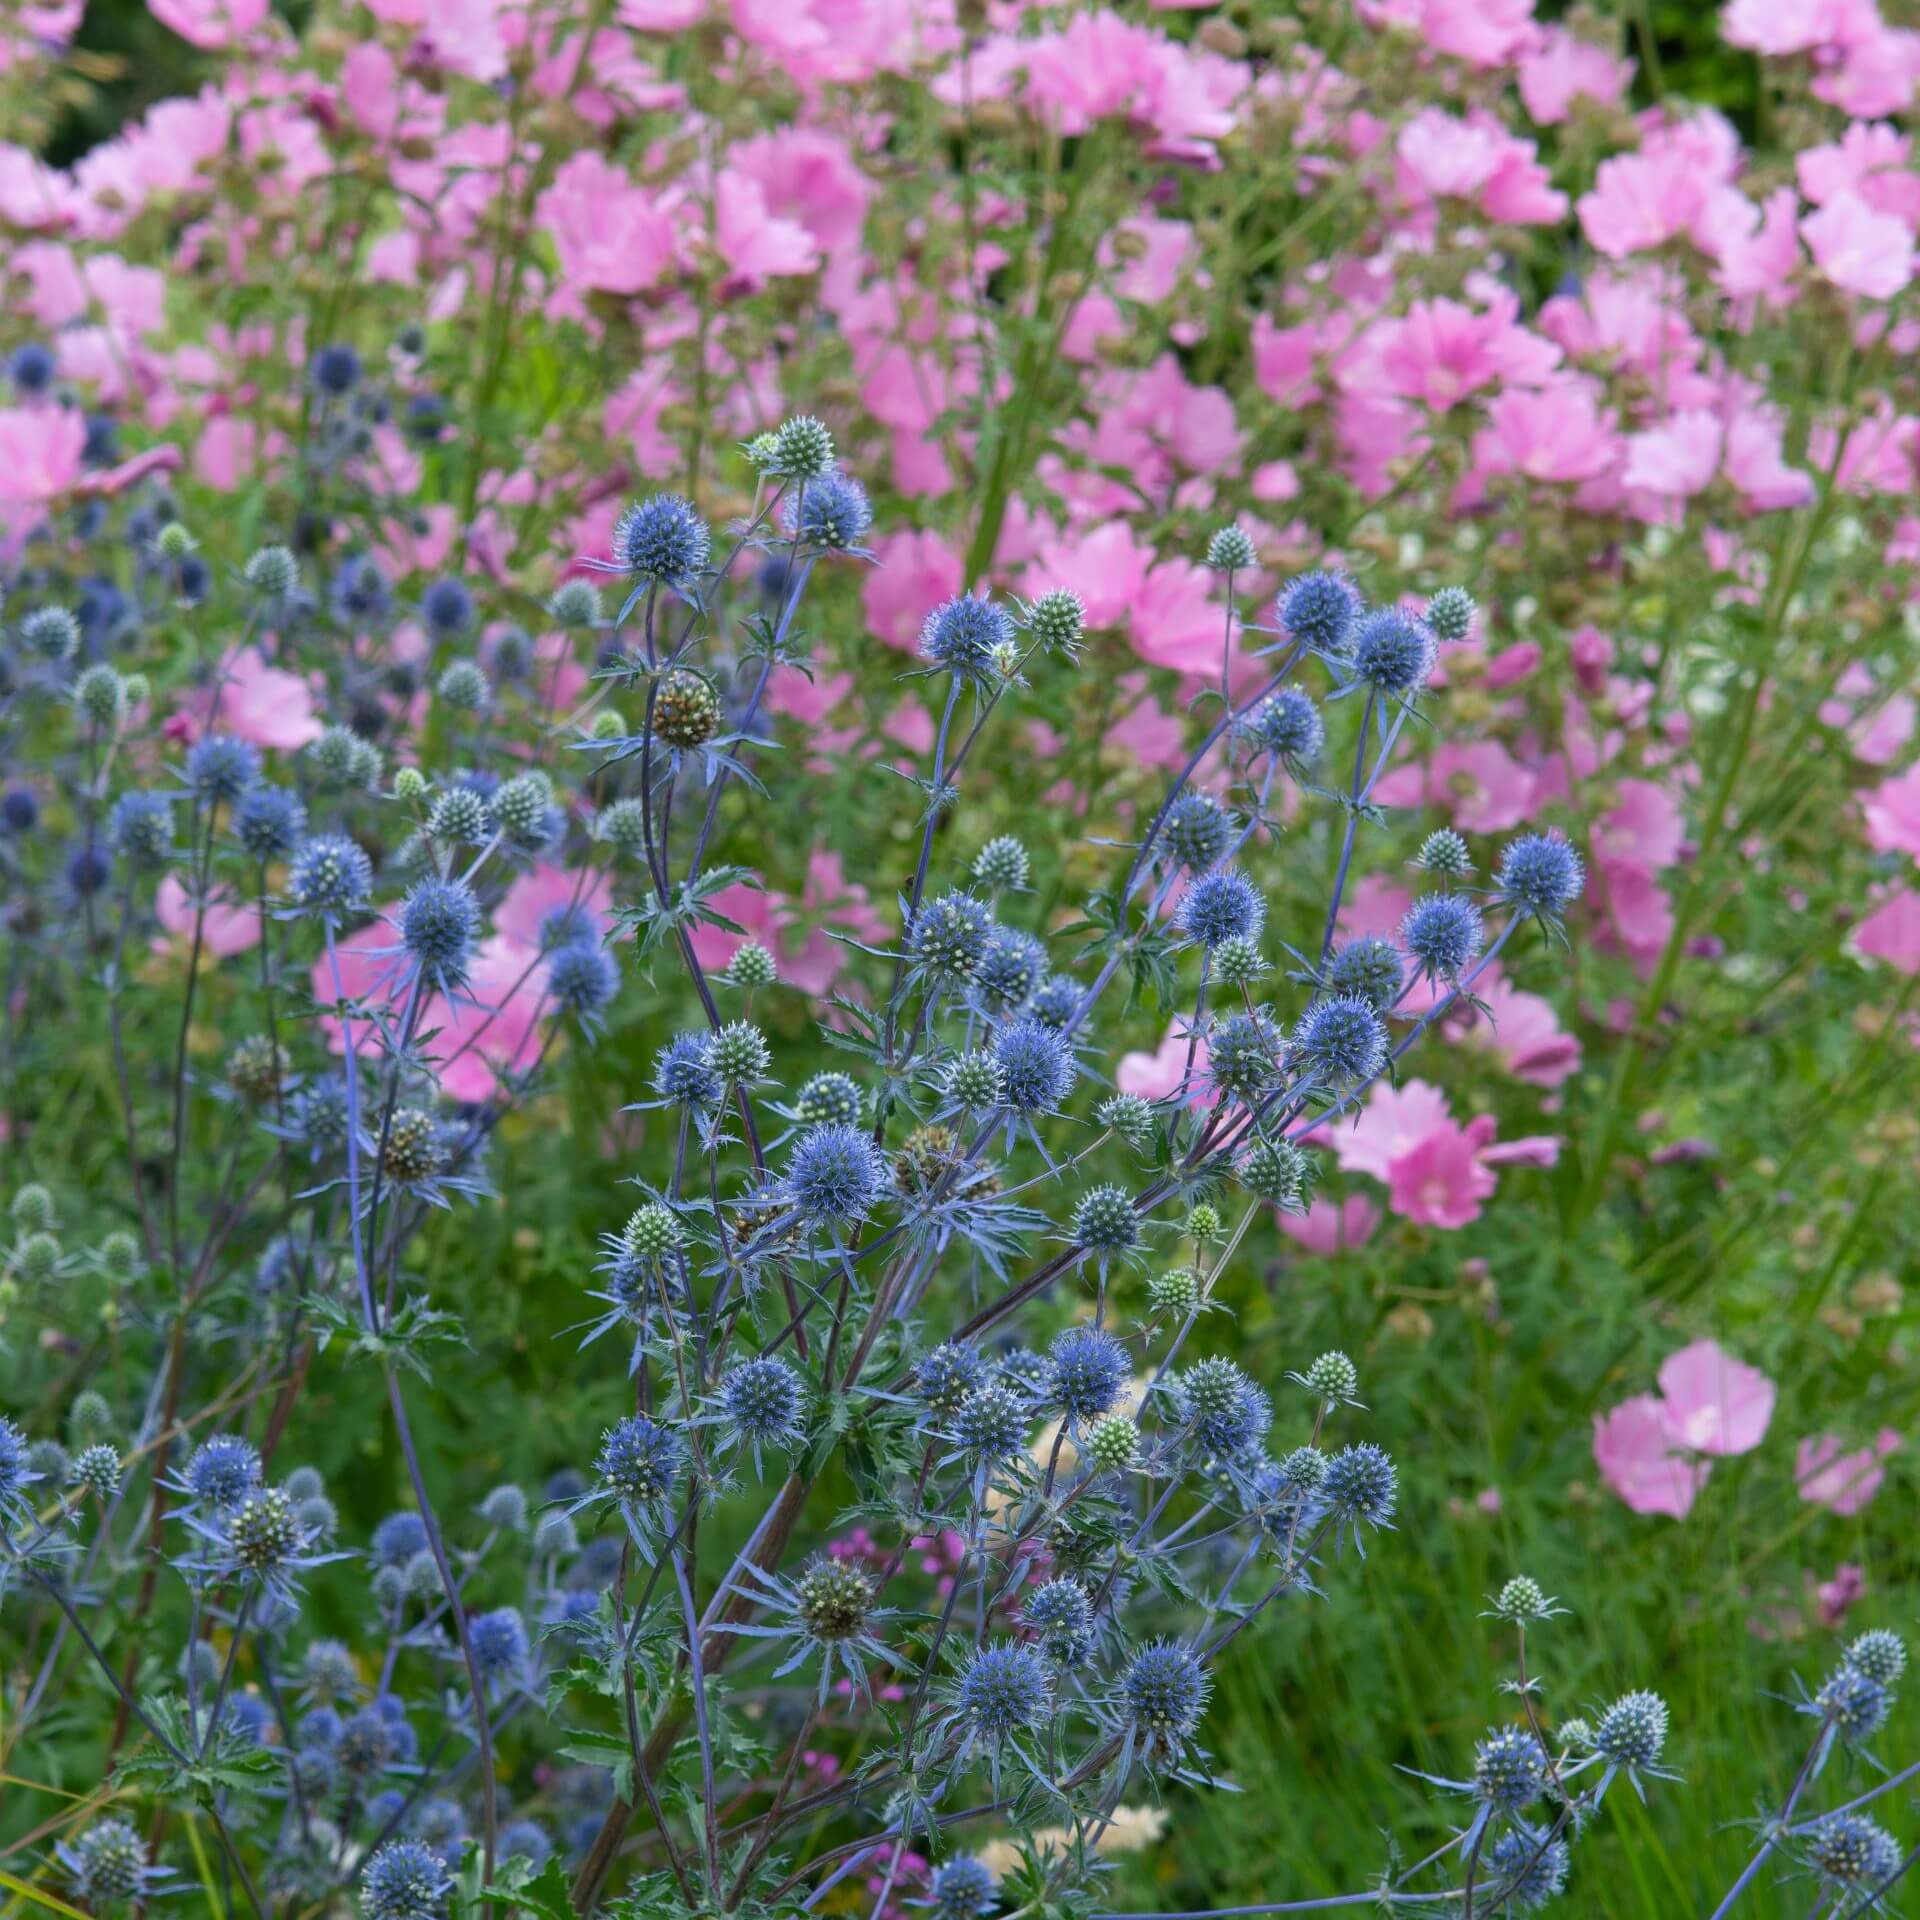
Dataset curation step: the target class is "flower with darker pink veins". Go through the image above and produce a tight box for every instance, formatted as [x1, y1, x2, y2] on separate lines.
[1797, 1432, 1902, 1515]
[1801, 191, 1917, 300]
[1593, 1395, 1711, 1518]
[536, 151, 679, 298]
[1657, 1340, 1775, 1456]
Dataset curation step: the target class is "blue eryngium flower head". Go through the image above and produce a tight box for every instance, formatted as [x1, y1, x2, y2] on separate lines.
[1241, 685, 1323, 766]
[233, 785, 306, 861]
[1049, 1325, 1129, 1421]
[784, 1122, 887, 1224]
[1160, 790, 1233, 870]
[1122, 1642, 1210, 1761]
[1179, 867, 1266, 950]
[954, 1642, 1052, 1743]
[1023, 1578, 1094, 1663]
[0, 1417, 39, 1518]
[949, 1385, 1028, 1468]
[784, 469, 873, 550]
[57, 1817, 166, 1909]
[288, 835, 373, 914]
[992, 1016, 1076, 1113]
[310, 343, 362, 395]
[614, 494, 711, 582]
[109, 791, 173, 866]
[1485, 1831, 1569, 1911]
[8, 341, 56, 394]
[469, 1607, 528, 1688]
[547, 942, 619, 1019]
[1401, 893, 1484, 982]
[1595, 1690, 1669, 1768]
[974, 929, 1047, 1011]
[720, 1355, 806, 1460]
[1806, 1814, 1901, 1895]
[653, 1032, 722, 1109]
[1291, 994, 1388, 1088]
[1322, 1441, 1397, 1548]
[360, 1839, 452, 1920]
[596, 1415, 682, 1507]
[332, 553, 392, 621]
[916, 1342, 988, 1420]
[181, 1434, 262, 1508]
[911, 890, 995, 984]
[400, 877, 480, 989]
[1276, 571, 1361, 653]
[1173, 1357, 1268, 1457]
[1497, 833, 1584, 923]
[1349, 606, 1436, 696]
[1845, 1629, 1908, 1686]
[372, 1510, 429, 1566]
[921, 594, 1012, 680]
[926, 1855, 999, 1919]
[1473, 1726, 1548, 1808]
[1326, 935, 1403, 1010]
[1814, 1665, 1889, 1745]
[1205, 1011, 1279, 1104]
[1071, 1184, 1138, 1255]
[418, 576, 473, 636]
[187, 734, 261, 805]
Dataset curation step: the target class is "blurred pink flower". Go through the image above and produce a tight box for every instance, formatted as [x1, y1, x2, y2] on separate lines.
[1277, 1192, 1381, 1256]
[493, 864, 615, 956]
[1863, 762, 1920, 860]
[1451, 975, 1581, 1088]
[1594, 778, 1684, 871]
[1593, 1394, 1712, 1518]
[1326, 1079, 1452, 1182]
[149, 0, 266, 50]
[1116, 1025, 1209, 1106]
[1472, 380, 1618, 486]
[1386, 1117, 1498, 1228]
[712, 169, 819, 293]
[1802, 193, 1916, 300]
[1517, 28, 1632, 125]
[1854, 886, 1920, 972]
[1796, 1431, 1901, 1515]
[1623, 410, 1723, 498]
[536, 152, 678, 298]
[1658, 1339, 1776, 1456]
[1816, 1563, 1867, 1628]
[153, 874, 262, 958]
[1377, 296, 1559, 412]
[199, 646, 323, 751]
[862, 530, 963, 654]
[0, 407, 85, 509]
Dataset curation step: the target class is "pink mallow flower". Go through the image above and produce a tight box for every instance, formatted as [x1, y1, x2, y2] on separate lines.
[1802, 192, 1916, 301]
[1796, 1431, 1901, 1516]
[1862, 761, 1920, 861]
[1593, 1395, 1712, 1518]
[1277, 1192, 1381, 1257]
[1658, 1339, 1777, 1455]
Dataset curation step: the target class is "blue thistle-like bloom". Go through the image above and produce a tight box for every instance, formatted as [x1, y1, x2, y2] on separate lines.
[360, 1839, 452, 1920]
[955, 1642, 1052, 1742]
[1160, 791, 1233, 870]
[992, 1016, 1076, 1113]
[1595, 1690, 1669, 1768]
[614, 494, 711, 582]
[911, 890, 996, 984]
[1815, 1665, 1889, 1745]
[1179, 868, 1266, 950]
[1846, 1629, 1908, 1687]
[1173, 1358, 1268, 1458]
[921, 594, 1012, 680]
[1206, 1011, 1279, 1104]
[720, 1356, 806, 1455]
[1807, 1814, 1901, 1894]
[8, 341, 56, 394]
[1322, 1442, 1397, 1538]
[3, 788, 39, 831]
[1473, 1726, 1548, 1808]
[795, 1072, 863, 1127]
[0, 1417, 39, 1519]
[1029, 975, 1081, 1027]
[916, 1343, 988, 1421]
[233, 786, 307, 861]
[332, 552, 392, 622]
[1276, 571, 1360, 653]
[1349, 606, 1436, 696]
[1497, 834, 1584, 922]
[1123, 1642, 1210, 1759]
[1326, 935, 1404, 1010]
[597, 1416, 682, 1508]
[1485, 1831, 1569, 1911]
[1023, 1579, 1094, 1665]
[499, 1821, 553, 1869]
[784, 1122, 887, 1225]
[288, 835, 373, 914]
[182, 1435, 262, 1508]
[785, 470, 873, 550]
[974, 930, 1047, 1011]
[421, 577, 474, 635]
[187, 734, 261, 806]
[400, 878, 480, 988]
[949, 1385, 1029, 1468]
[1242, 686, 1324, 766]
[468, 1607, 528, 1690]
[1049, 1326, 1129, 1422]
[1291, 995, 1387, 1088]
[653, 1032, 722, 1110]
[1071, 1184, 1138, 1254]
[926, 1855, 999, 1919]
[310, 343, 362, 395]
[109, 791, 173, 866]
[547, 942, 620, 1019]
[336, 1705, 397, 1779]
[1401, 893, 1484, 983]
[371, 1511, 430, 1567]
[57, 1817, 162, 1909]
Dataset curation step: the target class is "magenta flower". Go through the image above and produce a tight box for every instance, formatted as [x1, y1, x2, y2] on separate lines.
[1796, 1431, 1902, 1515]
